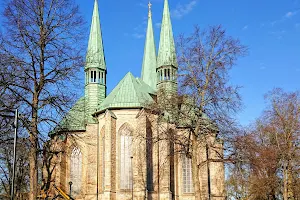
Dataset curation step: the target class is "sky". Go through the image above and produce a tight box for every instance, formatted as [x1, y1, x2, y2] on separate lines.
[2, 0, 300, 126]
[75, 0, 299, 126]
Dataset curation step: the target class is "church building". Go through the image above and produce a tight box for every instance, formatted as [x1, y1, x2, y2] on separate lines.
[51, 0, 225, 199]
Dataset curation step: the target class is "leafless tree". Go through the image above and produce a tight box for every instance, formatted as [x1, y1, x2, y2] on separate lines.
[0, 0, 85, 199]
[143, 25, 247, 199]
[0, 138, 30, 200]
[229, 89, 300, 200]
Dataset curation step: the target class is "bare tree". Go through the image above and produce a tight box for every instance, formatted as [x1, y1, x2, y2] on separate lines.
[143, 25, 247, 199]
[177, 25, 246, 199]
[0, 0, 85, 199]
[0, 138, 30, 200]
[230, 89, 300, 200]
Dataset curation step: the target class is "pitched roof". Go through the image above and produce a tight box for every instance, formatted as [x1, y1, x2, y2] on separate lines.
[97, 72, 156, 112]
[51, 97, 86, 135]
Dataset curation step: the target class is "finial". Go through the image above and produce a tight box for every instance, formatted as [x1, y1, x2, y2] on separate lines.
[148, 1, 152, 18]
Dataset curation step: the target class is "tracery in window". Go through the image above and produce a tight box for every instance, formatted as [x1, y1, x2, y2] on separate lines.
[70, 147, 82, 195]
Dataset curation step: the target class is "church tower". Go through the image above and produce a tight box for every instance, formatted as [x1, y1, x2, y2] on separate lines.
[141, 2, 157, 90]
[157, 0, 178, 93]
[85, 0, 106, 123]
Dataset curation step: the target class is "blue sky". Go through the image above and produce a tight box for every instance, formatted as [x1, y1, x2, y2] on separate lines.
[79, 0, 300, 125]
[75, 0, 299, 125]
[2, 0, 300, 126]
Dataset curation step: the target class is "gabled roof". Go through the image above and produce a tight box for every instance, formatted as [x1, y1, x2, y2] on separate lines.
[97, 72, 156, 112]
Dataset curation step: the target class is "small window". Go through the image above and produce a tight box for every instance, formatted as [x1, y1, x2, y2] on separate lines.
[171, 69, 174, 80]
[160, 70, 162, 81]
[90, 71, 98, 83]
[101, 72, 104, 84]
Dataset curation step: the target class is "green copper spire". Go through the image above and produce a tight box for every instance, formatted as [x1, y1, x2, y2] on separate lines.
[141, 2, 157, 89]
[86, 0, 106, 69]
[85, 0, 107, 123]
[157, 0, 178, 68]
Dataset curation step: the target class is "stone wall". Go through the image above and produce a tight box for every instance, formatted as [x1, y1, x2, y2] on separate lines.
[52, 108, 225, 200]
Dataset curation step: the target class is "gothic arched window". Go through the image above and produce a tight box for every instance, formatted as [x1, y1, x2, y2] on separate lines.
[70, 147, 82, 195]
[119, 124, 133, 189]
[182, 155, 193, 193]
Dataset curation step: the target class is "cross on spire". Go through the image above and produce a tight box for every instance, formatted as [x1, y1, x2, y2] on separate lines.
[148, 1, 152, 18]
[141, 0, 157, 89]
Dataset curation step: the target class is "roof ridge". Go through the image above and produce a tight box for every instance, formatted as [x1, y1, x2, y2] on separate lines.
[97, 72, 155, 112]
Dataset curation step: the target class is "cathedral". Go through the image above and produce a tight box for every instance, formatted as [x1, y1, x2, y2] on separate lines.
[50, 0, 225, 199]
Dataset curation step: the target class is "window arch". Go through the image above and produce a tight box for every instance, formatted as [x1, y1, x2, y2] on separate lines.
[182, 155, 193, 193]
[119, 123, 133, 189]
[70, 147, 82, 195]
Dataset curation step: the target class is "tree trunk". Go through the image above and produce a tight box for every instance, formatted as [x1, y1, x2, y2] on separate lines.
[29, 134, 38, 200]
[29, 96, 39, 200]
[283, 162, 294, 200]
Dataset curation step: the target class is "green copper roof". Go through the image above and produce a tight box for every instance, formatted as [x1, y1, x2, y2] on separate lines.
[51, 97, 86, 135]
[141, 8, 157, 89]
[157, 0, 178, 68]
[97, 72, 155, 112]
[86, 0, 106, 69]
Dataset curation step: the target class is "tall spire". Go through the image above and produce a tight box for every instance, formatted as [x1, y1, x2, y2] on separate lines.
[141, 1, 157, 89]
[157, 0, 177, 68]
[86, 0, 106, 69]
[85, 0, 107, 123]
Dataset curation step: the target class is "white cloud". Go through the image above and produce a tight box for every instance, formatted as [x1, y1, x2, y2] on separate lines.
[171, 0, 197, 19]
[260, 66, 266, 70]
[285, 11, 297, 18]
[269, 30, 286, 39]
[259, 63, 266, 70]
[155, 22, 161, 28]
[271, 9, 299, 26]
[132, 33, 144, 39]
[242, 25, 248, 30]
[137, 3, 148, 8]
[132, 17, 147, 39]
